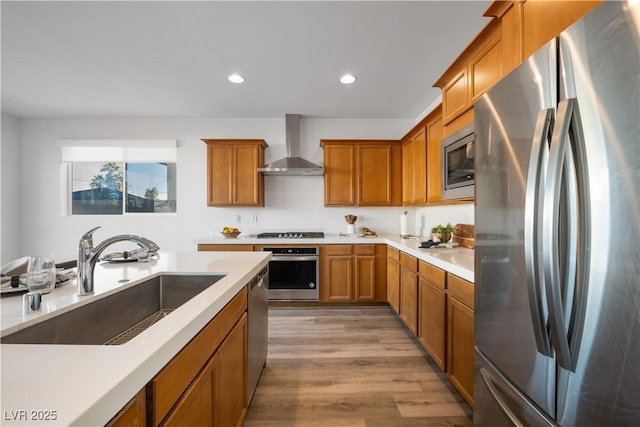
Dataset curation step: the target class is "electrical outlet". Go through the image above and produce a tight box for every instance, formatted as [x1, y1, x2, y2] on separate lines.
[252, 214, 258, 223]
[235, 214, 241, 223]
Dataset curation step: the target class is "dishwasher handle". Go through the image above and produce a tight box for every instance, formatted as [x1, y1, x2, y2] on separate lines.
[251, 268, 269, 290]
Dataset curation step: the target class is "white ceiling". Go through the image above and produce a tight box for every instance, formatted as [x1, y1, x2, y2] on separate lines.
[1, 1, 491, 120]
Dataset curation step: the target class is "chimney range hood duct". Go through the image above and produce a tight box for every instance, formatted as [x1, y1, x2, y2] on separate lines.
[257, 114, 324, 176]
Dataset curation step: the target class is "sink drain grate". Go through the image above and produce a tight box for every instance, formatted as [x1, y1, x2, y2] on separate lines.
[104, 309, 174, 345]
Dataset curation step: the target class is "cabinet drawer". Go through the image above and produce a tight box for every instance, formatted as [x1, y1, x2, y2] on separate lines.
[418, 261, 446, 289]
[448, 274, 474, 309]
[399, 252, 417, 271]
[150, 288, 247, 426]
[387, 246, 400, 261]
[354, 244, 375, 256]
[327, 245, 353, 256]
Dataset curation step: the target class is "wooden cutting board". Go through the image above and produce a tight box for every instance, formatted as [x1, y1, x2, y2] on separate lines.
[452, 224, 475, 249]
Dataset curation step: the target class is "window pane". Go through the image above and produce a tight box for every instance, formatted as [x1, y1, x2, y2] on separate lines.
[125, 163, 177, 213]
[71, 162, 123, 215]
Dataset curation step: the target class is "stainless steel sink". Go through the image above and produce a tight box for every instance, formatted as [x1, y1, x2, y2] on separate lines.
[1, 274, 225, 345]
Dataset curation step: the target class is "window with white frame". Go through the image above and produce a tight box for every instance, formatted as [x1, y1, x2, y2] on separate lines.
[59, 140, 177, 215]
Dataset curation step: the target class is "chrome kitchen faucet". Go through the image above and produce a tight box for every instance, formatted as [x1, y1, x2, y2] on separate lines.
[76, 226, 159, 296]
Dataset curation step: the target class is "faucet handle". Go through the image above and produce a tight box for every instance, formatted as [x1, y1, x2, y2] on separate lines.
[80, 226, 101, 249]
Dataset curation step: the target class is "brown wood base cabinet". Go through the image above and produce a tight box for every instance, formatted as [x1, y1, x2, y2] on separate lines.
[386, 247, 400, 313]
[399, 252, 418, 336]
[106, 388, 146, 427]
[321, 244, 387, 303]
[446, 274, 475, 407]
[418, 261, 447, 371]
[107, 287, 249, 427]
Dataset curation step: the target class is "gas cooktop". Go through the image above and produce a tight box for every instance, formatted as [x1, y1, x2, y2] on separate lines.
[256, 232, 325, 239]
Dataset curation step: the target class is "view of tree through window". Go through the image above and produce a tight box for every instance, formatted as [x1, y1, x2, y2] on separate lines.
[71, 162, 176, 215]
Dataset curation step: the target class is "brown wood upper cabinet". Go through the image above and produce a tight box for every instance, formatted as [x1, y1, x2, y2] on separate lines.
[202, 139, 267, 207]
[426, 106, 443, 203]
[486, 0, 601, 76]
[435, 19, 502, 134]
[321, 140, 402, 206]
[401, 104, 444, 205]
[402, 128, 426, 205]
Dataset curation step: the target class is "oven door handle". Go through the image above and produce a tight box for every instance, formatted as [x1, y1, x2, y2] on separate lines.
[270, 255, 318, 262]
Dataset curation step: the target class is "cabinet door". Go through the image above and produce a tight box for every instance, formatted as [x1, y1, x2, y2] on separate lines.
[358, 144, 393, 206]
[412, 129, 427, 205]
[522, 0, 601, 59]
[107, 388, 146, 427]
[234, 144, 262, 205]
[162, 358, 214, 427]
[324, 144, 356, 205]
[447, 297, 474, 407]
[214, 314, 248, 427]
[442, 69, 469, 125]
[400, 267, 418, 336]
[426, 109, 443, 203]
[470, 30, 502, 103]
[403, 129, 427, 206]
[418, 279, 447, 371]
[355, 256, 375, 301]
[387, 258, 400, 314]
[326, 256, 353, 301]
[402, 138, 415, 205]
[204, 140, 266, 207]
[207, 144, 234, 205]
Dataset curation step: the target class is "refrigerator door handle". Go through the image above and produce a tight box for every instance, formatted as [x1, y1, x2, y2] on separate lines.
[543, 98, 591, 372]
[480, 368, 527, 427]
[479, 367, 556, 427]
[524, 108, 554, 357]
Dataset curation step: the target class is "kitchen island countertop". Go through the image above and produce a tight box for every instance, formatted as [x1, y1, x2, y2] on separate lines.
[195, 233, 474, 282]
[0, 250, 270, 426]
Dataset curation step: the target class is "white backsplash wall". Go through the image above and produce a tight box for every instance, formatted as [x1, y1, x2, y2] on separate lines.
[413, 203, 475, 238]
[5, 116, 414, 263]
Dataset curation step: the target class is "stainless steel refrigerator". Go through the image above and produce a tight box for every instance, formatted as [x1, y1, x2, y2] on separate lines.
[473, 2, 639, 426]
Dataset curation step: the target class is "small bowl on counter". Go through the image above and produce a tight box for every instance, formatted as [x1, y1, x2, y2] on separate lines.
[221, 231, 241, 239]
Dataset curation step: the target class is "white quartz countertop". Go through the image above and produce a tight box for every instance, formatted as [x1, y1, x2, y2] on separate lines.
[0, 251, 270, 426]
[195, 233, 474, 282]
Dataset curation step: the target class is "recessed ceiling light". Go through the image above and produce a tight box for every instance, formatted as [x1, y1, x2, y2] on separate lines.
[228, 74, 245, 84]
[340, 74, 356, 84]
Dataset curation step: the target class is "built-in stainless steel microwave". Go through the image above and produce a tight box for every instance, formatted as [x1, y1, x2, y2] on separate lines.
[441, 123, 475, 200]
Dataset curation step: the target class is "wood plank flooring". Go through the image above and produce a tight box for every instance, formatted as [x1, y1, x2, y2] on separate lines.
[244, 307, 472, 427]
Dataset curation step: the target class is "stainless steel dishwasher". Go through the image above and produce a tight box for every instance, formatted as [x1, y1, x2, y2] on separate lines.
[247, 267, 268, 402]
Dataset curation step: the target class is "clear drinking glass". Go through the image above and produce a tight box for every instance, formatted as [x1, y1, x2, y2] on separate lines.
[27, 255, 56, 294]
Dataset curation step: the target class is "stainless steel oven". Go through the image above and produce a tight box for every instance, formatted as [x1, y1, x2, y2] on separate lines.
[262, 247, 319, 301]
[442, 122, 475, 200]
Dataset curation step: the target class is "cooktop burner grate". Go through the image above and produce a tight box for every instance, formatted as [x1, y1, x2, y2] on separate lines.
[256, 232, 325, 239]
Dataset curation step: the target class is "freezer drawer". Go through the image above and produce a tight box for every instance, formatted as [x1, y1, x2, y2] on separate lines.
[474, 349, 555, 427]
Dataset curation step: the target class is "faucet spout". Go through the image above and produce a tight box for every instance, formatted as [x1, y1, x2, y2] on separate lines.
[76, 227, 160, 296]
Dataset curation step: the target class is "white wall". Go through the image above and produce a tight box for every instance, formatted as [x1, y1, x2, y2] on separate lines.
[12, 117, 416, 263]
[1, 113, 22, 263]
[414, 203, 474, 238]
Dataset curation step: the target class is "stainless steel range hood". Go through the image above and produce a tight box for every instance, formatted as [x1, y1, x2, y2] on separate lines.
[257, 114, 324, 176]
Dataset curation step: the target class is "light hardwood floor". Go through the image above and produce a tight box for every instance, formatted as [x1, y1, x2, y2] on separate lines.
[244, 307, 472, 427]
